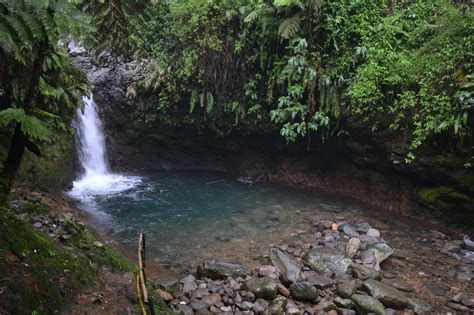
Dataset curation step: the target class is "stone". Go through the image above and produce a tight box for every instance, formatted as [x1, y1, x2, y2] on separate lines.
[381, 278, 414, 292]
[334, 296, 355, 309]
[269, 249, 301, 285]
[303, 247, 352, 274]
[157, 278, 183, 297]
[463, 235, 474, 251]
[181, 275, 197, 293]
[313, 298, 337, 312]
[264, 296, 287, 315]
[33, 222, 43, 228]
[342, 225, 360, 237]
[244, 277, 278, 300]
[405, 297, 431, 314]
[360, 249, 379, 270]
[424, 282, 449, 296]
[190, 299, 208, 311]
[351, 263, 382, 281]
[336, 280, 357, 299]
[258, 265, 279, 278]
[446, 302, 470, 312]
[337, 309, 356, 315]
[305, 275, 333, 289]
[156, 288, 173, 302]
[177, 304, 194, 315]
[367, 228, 381, 238]
[253, 298, 269, 313]
[351, 294, 386, 315]
[362, 279, 408, 309]
[289, 282, 318, 301]
[202, 293, 222, 306]
[354, 222, 372, 233]
[276, 283, 290, 297]
[370, 242, 394, 263]
[197, 261, 251, 280]
[215, 235, 231, 242]
[93, 241, 104, 248]
[346, 238, 361, 258]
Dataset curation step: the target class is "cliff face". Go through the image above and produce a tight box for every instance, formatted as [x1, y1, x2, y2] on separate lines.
[78, 53, 474, 232]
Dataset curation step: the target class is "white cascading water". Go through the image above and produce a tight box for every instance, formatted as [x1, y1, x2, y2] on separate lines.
[68, 95, 141, 198]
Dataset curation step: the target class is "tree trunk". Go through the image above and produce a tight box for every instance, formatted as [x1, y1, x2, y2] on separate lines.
[0, 124, 27, 206]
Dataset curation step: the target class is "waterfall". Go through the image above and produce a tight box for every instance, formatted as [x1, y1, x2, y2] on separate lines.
[69, 94, 141, 198]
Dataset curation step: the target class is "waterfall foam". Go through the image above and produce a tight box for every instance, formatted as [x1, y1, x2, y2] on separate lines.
[69, 95, 141, 198]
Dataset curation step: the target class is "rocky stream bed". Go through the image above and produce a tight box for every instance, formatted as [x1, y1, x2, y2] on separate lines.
[154, 218, 474, 315]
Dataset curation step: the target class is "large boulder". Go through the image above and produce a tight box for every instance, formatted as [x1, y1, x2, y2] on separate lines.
[196, 261, 251, 280]
[351, 294, 386, 315]
[351, 263, 382, 281]
[289, 282, 318, 302]
[270, 249, 301, 285]
[303, 247, 352, 274]
[264, 296, 287, 315]
[362, 279, 408, 309]
[244, 277, 278, 300]
[336, 280, 357, 298]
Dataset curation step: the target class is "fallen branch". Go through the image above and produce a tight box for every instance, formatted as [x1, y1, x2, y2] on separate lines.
[136, 232, 155, 315]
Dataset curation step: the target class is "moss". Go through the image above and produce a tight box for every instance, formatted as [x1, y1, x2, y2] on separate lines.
[419, 186, 474, 228]
[0, 210, 95, 315]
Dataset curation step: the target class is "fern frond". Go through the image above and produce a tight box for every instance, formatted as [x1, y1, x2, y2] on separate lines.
[278, 15, 300, 39]
[273, 0, 304, 9]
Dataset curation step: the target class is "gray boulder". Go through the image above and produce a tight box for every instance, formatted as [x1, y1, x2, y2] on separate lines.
[336, 280, 357, 299]
[351, 263, 382, 281]
[289, 282, 318, 301]
[270, 249, 301, 285]
[351, 294, 386, 315]
[303, 247, 352, 274]
[244, 277, 278, 300]
[264, 296, 287, 315]
[407, 297, 432, 314]
[197, 261, 251, 279]
[362, 279, 408, 309]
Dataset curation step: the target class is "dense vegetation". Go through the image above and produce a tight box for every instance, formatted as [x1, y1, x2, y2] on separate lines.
[127, 0, 473, 164]
[0, 0, 473, 201]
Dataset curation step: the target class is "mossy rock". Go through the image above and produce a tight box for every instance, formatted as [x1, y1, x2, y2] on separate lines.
[419, 186, 474, 229]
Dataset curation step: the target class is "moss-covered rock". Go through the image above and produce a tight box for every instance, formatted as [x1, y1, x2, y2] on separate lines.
[419, 186, 474, 228]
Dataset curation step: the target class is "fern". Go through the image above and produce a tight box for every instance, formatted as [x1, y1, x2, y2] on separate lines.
[0, 108, 52, 142]
[278, 15, 300, 39]
[206, 92, 214, 113]
[273, 0, 304, 9]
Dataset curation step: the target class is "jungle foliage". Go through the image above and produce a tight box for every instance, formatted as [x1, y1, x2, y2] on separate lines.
[128, 0, 473, 162]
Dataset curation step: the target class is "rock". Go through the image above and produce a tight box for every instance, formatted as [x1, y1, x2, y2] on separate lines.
[220, 305, 232, 312]
[446, 302, 470, 312]
[337, 309, 356, 315]
[360, 249, 379, 270]
[313, 298, 337, 312]
[343, 225, 360, 237]
[305, 275, 333, 289]
[215, 235, 231, 242]
[367, 228, 381, 238]
[406, 297, 432, 314]
[181, 275, 197, 293]
[177, 304, 194, 315]
[381, 278, 414, 292]
[424, 282, 449, 296]
[264, 296, 287, 315]
[336, 280, 357, 299]
[258, 265, 279, 278]
[197, 261, 251, 280]
[244, 277, 278, 300]
[351, 294, 386, 315]
[190, 299, 208, 311]
[276, 283, 290, 298]
[157, 278, 182, 297]
[351, 263, 382, 281]
[269, 249, 301, 285]
[346, 238, 361, 258]
[253, 298, 269, 313]
[362, 279, 408, 309]
[33, 222, 43, 229]
[286, 304, 303, 315]
[303, 247, 352, 274]
[156, 289, 173, 302]
[463, 235, 474, 251]
[93, 241, 104, 248]
[289, 282, 318, 302]
[354, 222, 372, 233]
[202, 293, 222, 306]
[334, 296, 355, 309]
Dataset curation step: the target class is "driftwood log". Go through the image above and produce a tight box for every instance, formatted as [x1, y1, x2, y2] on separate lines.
[137, 233, 155, 315]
